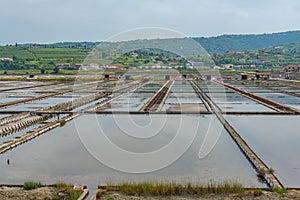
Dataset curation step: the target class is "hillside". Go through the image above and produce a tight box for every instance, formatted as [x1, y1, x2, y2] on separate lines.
[194, 30, 300, 53]
[19, 30, 300, 54]
[0, 46, 90, 71]
[268, 40, 300, 53]
[1, 30, 300, 72]
[212, 40, 300, 69]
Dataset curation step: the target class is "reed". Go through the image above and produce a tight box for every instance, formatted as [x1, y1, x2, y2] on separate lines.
[105, 179, 244, 196]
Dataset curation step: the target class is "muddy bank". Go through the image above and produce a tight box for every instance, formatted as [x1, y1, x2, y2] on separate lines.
[0, 186, 57, 200]
[2, 186, 300, 200]
[99, 190, 300, 200]
[0, 185, 85, 200]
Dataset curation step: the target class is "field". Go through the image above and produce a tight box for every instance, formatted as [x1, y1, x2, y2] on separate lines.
[0, 46, 90, 71]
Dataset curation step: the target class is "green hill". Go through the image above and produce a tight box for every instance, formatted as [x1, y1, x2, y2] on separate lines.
[194, 31, 300, 53]
[17, 30, 300, 54]
[1, 30, 300, 72]
[0, 46, 90, 71]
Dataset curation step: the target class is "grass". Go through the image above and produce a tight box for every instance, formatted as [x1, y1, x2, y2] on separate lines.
[23, 181, 43, 190]
[59, 119, 66, 127]
[268, 167, 275, 173]
[0, 76, 74, 82]
[53, 182, 73, 190]
[103, 180, 244, 196]
[272, 187, 287, 197]
[252, 189, 264, 197]
[51, 192, 82, 200]
[0, 75, 103, 82]
[132, 76, 144, 81]
[0, 46, 90, 70]
[150, 77, 165, 81]
[51, 182, 83, 200]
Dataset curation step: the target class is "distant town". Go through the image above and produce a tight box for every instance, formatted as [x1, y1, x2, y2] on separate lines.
[0, 31, 300, 80]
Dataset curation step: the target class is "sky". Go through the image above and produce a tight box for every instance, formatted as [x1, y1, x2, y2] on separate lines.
[1, 0, 300, 44]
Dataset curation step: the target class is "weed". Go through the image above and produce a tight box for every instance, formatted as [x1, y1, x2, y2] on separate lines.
[272, 187, 287, 197]
[106, 179, 244, 196]
[252, 189, 264, 196]
[269, 168, 275, 173]
[59, 119, 66, 127]
[52, 182, 83, 200]
[54, 182, 72, 191]
[23, 181, 42, 190]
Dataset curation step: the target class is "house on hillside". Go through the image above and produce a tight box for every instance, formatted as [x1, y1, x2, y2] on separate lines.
[191, 62, 204, 68]
[103, 64, 125, 71]
[239, 58, 246, 63]
[280, 65, 300, 73]
[0, 58, 13, 62]
[255, 72, 271, 80]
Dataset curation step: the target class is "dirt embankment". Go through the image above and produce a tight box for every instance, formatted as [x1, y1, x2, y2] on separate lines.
[0, 185, 84, 200]
[99, 190, 300, 200]
[1, 186, 300, 200]
[0, 186, 57, 200]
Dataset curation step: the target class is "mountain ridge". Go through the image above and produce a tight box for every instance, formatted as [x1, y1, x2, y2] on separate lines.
[195, 30, 300, 53]
[15, 30, 300, 53]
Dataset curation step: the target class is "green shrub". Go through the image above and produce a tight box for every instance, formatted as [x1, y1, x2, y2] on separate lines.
[23, 181, 42, 190]
[272, 187, 287, 197]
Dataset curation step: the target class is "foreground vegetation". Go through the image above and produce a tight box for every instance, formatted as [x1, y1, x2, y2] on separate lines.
[99, 180, 244, 197]
[20, 181, 83, 200]
[23, 181, 43, 190]
[49, 182, 83, 200]
[95, 181, 299, 200]
[0, 181, 297, 200]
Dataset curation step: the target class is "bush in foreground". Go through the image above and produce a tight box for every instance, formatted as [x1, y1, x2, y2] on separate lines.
[23, 181, 42, 190]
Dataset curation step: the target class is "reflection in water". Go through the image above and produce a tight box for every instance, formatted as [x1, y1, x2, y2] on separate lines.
[0, 114, 264, 190]
[226, 115, 300, 188]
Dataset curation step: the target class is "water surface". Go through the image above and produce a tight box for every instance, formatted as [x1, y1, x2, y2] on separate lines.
[0, 114, 263, 189]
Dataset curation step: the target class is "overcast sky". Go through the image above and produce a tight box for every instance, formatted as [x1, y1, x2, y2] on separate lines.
[1, 0, 300, 44]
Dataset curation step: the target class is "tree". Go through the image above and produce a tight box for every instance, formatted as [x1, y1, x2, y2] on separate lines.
[53, 66, 60, 74]
[40, 68, 45, 74]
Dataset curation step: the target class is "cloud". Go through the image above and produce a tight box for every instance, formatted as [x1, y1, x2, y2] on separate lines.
[1, 0, 300, 44]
